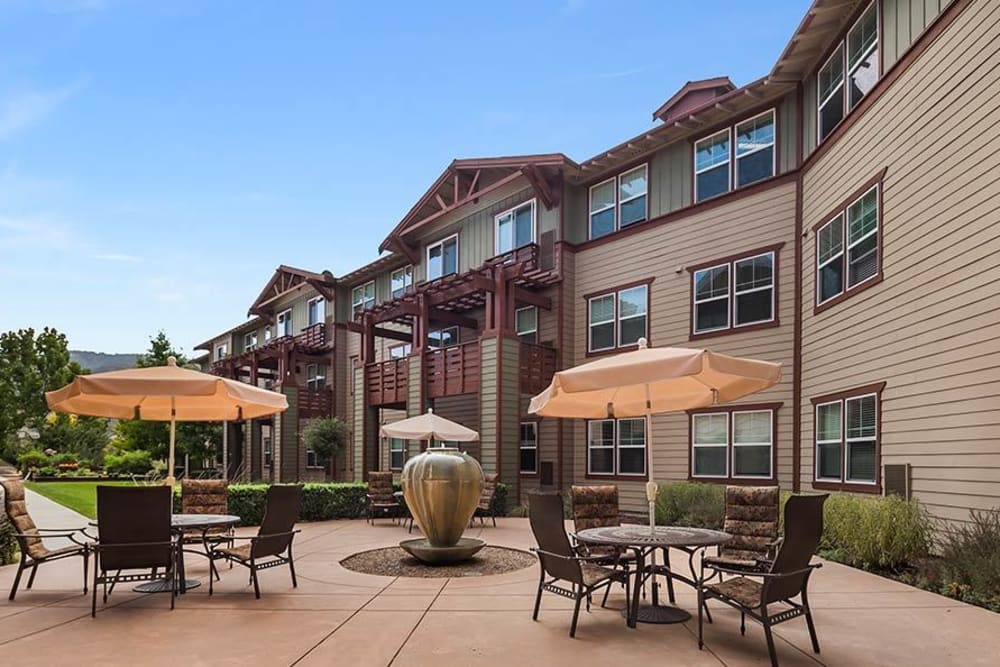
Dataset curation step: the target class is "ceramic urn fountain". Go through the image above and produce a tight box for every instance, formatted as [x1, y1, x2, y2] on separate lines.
[399, 447, 486, 564]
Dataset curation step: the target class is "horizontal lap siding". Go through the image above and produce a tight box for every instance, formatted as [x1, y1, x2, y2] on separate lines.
[570, 183, 798, 515]
[800, 0, 1000, 522]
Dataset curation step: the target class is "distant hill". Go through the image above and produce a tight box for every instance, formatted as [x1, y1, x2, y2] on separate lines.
[70, 350, 140, 373]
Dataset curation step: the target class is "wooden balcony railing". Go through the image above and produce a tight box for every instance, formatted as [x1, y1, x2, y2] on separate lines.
[293, 323, 327, 350]
[519, 342, 557, 395]
[425, 341, 481, 398]
[366, 358, 409, 406]
[299, 388, 333, 418]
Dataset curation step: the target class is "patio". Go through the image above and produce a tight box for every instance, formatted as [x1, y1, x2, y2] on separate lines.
[1, 517, 997, 667]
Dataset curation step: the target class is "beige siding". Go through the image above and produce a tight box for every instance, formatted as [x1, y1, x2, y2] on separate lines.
[432, 395, 481, 463]
[800, 0, 999, 523]
[479, 338, 498, 475]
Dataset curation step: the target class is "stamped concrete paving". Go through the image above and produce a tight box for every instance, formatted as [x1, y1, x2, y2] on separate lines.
[1, 518, 997, 666]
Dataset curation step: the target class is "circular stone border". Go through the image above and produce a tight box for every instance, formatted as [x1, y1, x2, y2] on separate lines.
[340, 545, 536, 578]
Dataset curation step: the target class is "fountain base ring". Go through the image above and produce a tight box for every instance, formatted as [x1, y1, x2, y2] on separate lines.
[399, 537, 487, 565]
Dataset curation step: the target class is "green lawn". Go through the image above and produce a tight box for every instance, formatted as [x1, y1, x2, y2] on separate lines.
[24, 481, 134, 519]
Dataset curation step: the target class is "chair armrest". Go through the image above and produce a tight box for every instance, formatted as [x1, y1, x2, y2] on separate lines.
[92, 539, 178, 551]
[531, 547, 614, 564]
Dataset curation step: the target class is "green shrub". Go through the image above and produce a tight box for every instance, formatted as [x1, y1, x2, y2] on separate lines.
[104, 450, 154, 476]
[819, 494, 931, 571]
[925, 510, 1000, 611]
[0, 515, 16, 565]
[655, 482, 725, 528]
[16, 449, 50, 472]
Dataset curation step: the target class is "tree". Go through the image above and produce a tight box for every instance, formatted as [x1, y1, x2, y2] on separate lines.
[36, 413, 110, 467]
[302, 417, 349, 477]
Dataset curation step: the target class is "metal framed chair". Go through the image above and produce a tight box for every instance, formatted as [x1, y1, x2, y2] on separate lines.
[570, 485, 638, 605]
[698, 494, 828, 667]
[1, 478, 91, 601]
[528, 492, 630, 637]
[181, 479, 234, 573]
[209, 485, 302, 599]
[703, 485, 781, 575]
[366, 471, 400, 524]
[473, 473, 499, 527]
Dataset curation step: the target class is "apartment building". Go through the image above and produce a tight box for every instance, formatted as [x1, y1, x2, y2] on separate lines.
[194, 0, 999, 524]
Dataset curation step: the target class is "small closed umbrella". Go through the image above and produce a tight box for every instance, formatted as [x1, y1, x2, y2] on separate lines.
[379, 408, 478, 443]
[46, 356, 288, 485]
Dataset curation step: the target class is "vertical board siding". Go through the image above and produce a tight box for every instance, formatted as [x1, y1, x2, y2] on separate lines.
[800, 0, 998, 523]
[479, 338, 498, 475]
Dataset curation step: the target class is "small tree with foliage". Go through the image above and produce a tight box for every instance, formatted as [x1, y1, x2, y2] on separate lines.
[302, 417, 349, 478]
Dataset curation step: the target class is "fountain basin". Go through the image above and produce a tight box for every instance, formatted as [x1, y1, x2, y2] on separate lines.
[399, 537, 486, 565]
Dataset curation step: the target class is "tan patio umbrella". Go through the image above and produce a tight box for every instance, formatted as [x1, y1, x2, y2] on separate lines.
[46, 356, 288, 485]
[379, 408, 478, 443]
[529, 338, 781, 531]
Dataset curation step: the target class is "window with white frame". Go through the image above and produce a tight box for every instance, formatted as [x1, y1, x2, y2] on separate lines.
[815, 391, 878, 486]
[693, 250, 775, 335]
[305, 363, 325, 390]
[389, 343, 412, 359]
[587, 418, 646, 476]
[816, 184, 879, 306]
[515, 306, 538, 343]
[818, 2, 878, 143]
[520, 422, 537, 474]
[427, 235, 458, 280]
[427, 326, 458, 349]
[352, 281, 375, 315]
[264, 326, 272, 343]
[588, 164, 648, 240]
[587, 284, 648, 352]
[695, 110, 775, 203]
[694, 129, 730, 202]
[215, 343, 228, 361]
[276, 310, 292, 337]
[389, 437, 406, 470]
[691, 409, 774, 480]
[244, 332, 257, 351]
[390, 265, 413, 299]
[307, 297, 325, 326]
[735, 111, 776, 189]
[495, 200, 536, 254]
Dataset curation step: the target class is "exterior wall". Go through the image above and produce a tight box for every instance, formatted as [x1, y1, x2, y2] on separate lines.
[800, 0, 999, 523]
[497, 336, 521, 498]
[431, 395, 481, 462]
[479, 337, 498, 477]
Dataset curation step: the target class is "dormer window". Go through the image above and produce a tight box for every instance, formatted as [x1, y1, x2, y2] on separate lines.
[427, 234, 458, 280]
[352, 281, 375, 316]
[495, 200, 536, 255]
[818, 2, 879, 143]
[391, 265, 413, 298]
[589, 164, 648, 240]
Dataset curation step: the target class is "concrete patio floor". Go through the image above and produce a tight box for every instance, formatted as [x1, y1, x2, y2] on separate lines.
[1, 517, 997, 667]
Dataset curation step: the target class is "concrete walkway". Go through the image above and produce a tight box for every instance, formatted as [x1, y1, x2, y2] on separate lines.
[23, 488, 91, 550]
[0, 518, 997, 666]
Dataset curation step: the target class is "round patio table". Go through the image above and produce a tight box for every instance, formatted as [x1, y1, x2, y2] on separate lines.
[137, 513, 240, 593]
[576, 525, 731, 627]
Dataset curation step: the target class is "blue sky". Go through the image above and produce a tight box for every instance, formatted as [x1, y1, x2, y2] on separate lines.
[0, 0, 809, 355]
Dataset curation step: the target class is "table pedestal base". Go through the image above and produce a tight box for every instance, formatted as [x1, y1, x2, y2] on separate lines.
[624, 604, 692, 624]
[133, 579, 200, 593]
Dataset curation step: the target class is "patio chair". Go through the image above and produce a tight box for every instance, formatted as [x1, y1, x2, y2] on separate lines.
[697, 494, 828, 667]
[570, 485, 638, 604]
[473, 473, 499, 527]
[208, 484, 302, 599]
[528, 491, 630, 637]
[92, 485, 178, 617]
[703, 485, 781, 575]
[366, 471, 400, 525]
[1, 478, 91, 601]
[181, 479, 235, 575]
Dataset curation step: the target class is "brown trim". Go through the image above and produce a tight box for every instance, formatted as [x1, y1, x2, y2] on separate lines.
[583, 417, 650, 482]
[583, 277, 654, 357]
[582, 277, 656, 301]
[686, 402, 782, 485]
[810, 382, 886, 495]
[688, 243, 783, 341]
[812, 168, 887, 315]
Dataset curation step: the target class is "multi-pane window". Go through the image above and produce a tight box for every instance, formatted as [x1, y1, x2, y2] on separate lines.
[587, 284, 648, 352]
[818, 2, 878, 142]
[244, 332, 257, 351]
[587, 418, 646, 476]
[816, 184, 879, 306]
[515, 306, 538, 343]
[520, 422, 537, 474]
[693, 250, 775, 335]
[263, 434, 272, 466]
[215, 343, 227, 361]
[391, 265, 413, 299]
[264, 326, 272, 343]
[307, 297, 325, 326]
[427, 235, 459, 280]
[427, 327, 458, 349]
[389, 343, 411, 359]
[695, 110, 775, 203]
[588, 164, 648, 239]
[691, 409, 775, 480]
[305, 363, 325, 390]
[389, 438, 406, 471]
[277, 310, 292, 337]
[352, 281, 375, 316]
[495, 200, 536, 254]
[815, 391, 879, 486]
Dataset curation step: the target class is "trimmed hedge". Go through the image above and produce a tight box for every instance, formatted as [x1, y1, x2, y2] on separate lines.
[655, 482, 726, 529]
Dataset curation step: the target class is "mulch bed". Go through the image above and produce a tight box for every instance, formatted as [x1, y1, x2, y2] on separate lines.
[340, 545, 535, 578]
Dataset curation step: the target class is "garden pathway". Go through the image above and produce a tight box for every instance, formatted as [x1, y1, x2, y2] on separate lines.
[24, 487, 90, 549]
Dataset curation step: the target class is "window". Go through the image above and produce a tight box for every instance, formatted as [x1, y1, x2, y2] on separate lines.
[587, 418, 646, 477]
[244, 332, 257, 351]
[389, 438, 406, 471]
[389, 343, 412, 359]
[305, 363, 325, 390]
[692, 249, 776, 336]
[263, 435, 272, 466]
[587, 283, 649, 353]
[816, 183, 879, 308]
[691, 409, 775, 480]
[215, 343, 227, 361]
[695, 110, 775, 203]
[276, 310, 292, 337]
[352, 281, 375, 316]
[391, 265, 413, 299]
[264, 326, 272, 343]
[427, 327, 458, 349]
[589, 164, 648, 239]
[427, 234, 458, 280]
[814, 385, 881, 489]
[495, 200, 536, 254]
[307, 297, 325, 326]
[520, 422, 537, 474]
[306, 448, 319, 468]
[818, 2, 878, 142]
[515, 306, 538, 343]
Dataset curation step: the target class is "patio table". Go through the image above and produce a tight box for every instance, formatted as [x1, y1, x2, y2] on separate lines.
[575, 525, 730, 627]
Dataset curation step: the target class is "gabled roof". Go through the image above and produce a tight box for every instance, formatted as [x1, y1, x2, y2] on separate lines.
[652, 77, 736, 123]
[379, 154, 580, 256]
[338, 252, 411, 288]
[248, 264, 336, 317]
[771, 0, 866, 82]
[194, 316, 266, 352]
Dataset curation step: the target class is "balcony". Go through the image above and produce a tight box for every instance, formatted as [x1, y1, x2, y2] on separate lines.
[519, 342, 557, 395]
[425, 341, 481, 398]
[299, 388, 333, 418]
[366, 358, 409, 407]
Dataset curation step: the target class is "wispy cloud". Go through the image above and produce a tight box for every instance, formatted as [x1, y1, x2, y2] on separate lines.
[0, 79, 87, 140]
[93, 252, 140, 263]
[593, 67, 646, 80]
[0, 215, 73, 251]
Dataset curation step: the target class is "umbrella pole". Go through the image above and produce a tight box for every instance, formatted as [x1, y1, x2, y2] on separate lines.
[166, 397, 177, 486]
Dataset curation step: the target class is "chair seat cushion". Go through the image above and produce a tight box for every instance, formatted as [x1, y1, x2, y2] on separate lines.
[35, 543, 88, 561]
[585, 546, 638, 564]
[580, 562, 619, 587]
[706, 576, 763, 608]
[215, 543, 252, 561]
[703, 555, 765, 571]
